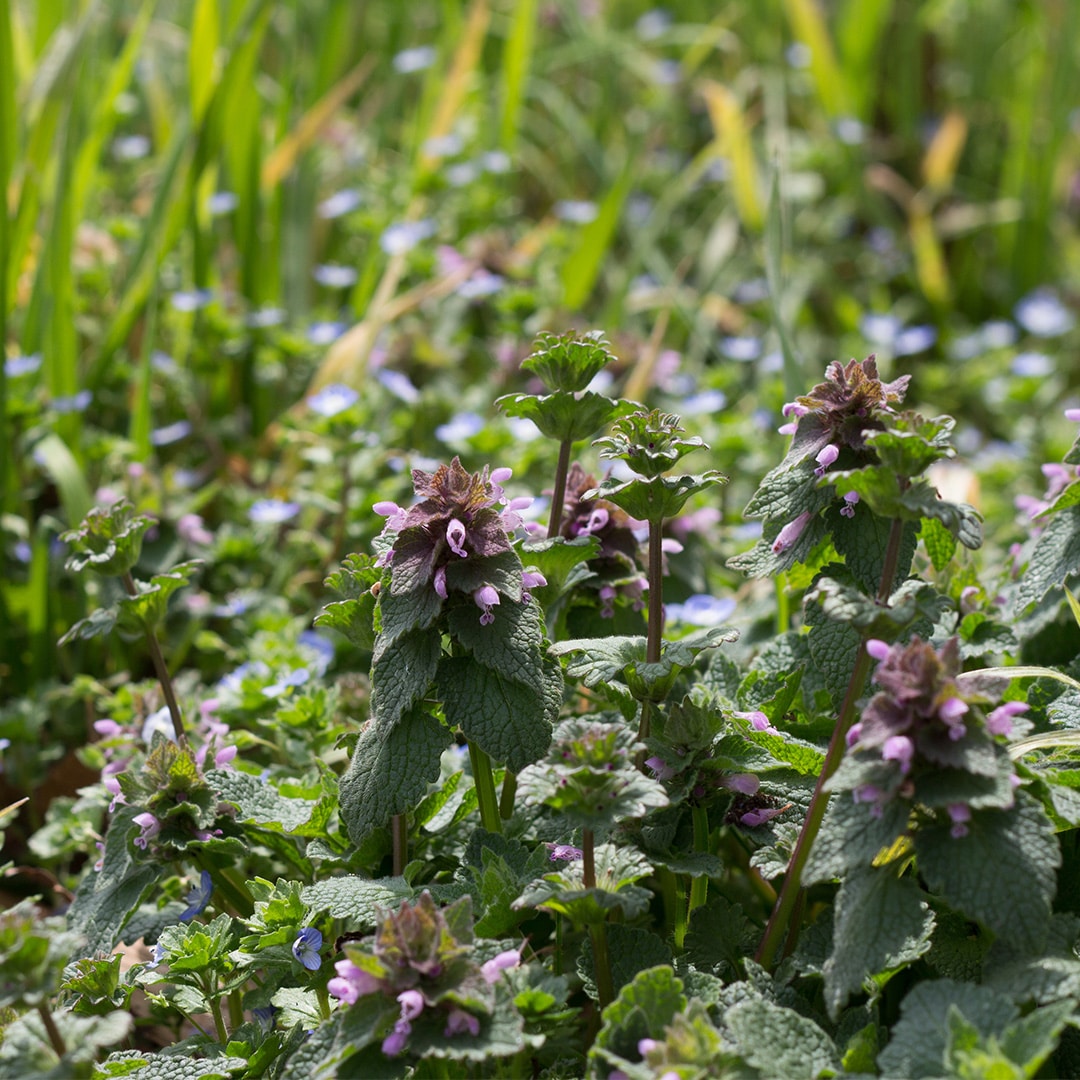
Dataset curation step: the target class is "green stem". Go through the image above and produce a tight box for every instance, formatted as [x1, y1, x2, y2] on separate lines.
[582, 827, 596, 889]
[499, 769, 517, 819]
[209, 990, 228, 1044]
[688, 803, 710, 915]
[212, 864, 255, 918]
[316, 985, 331, 1022]
[775, 572, 790, 634]
[37, 1003, 66, 1058]
[122, 571, 188, 748]
[589, 921, 615, 1010]
[469, 741, 502, 834]
[553, 912, 564, 976]
[228, 991, 244, 1032]
[547, 439, 573, 539]
[657, 865, 680, 944]
[756, 516, 906, 969]
[392, 813, 408, 876]
[647, 518, 664, 664]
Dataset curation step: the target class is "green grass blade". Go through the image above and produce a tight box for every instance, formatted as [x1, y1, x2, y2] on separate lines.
[561, 166, 632, 312]
[32, 432, 92, 527]
[189, 0, 220, 124]
[128, 277, 158, 462]
[836, 0, 893, 120]
[70, 0, 156, 225]
[764, 167, 804, 404]
[0, 0, 14, 515]
[782, 0, 849, 118]
[499, 0, 538, 150]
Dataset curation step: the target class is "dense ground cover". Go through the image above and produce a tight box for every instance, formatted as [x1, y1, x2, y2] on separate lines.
[4, 1, 1080, 1076]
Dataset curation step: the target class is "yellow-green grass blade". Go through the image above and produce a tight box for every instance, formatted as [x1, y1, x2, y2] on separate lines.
[561, 165, 633, 313]
[0, 0, 14, 514]
[189, 0, 220, 125]
[782, 0, 849, 119]
[32, 432, 91, 527]
[499, 0, 538, 150]
[70, 0, 156, 229]
[835, 0, 893, 120]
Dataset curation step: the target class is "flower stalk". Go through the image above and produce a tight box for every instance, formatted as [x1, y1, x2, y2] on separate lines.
[756, 515, 907, 969]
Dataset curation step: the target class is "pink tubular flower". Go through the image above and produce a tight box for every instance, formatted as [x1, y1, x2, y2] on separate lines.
[103, 774, 125, 812]
[548, 844, 583, 862]
[735, 710, 778, 735]
[866, 638, 891, 662]
[397, 989, 425, 1022]
[382, 1019, 411, 1057]
[445, 1008, 481, 1037]
[722, 773, 760, 796]
[947, 802, 971, 838]
[644, 756, 676, 781]
[177, 513, 214, 546]
[481, 949, 521, 983]
[986, 700, 1028, 737]
[740, 806, 787, 827]
[520, 569, 546, 603]
[814, 444, 840, 477]
[882, 735, 914, 774]
[433, 565, 448, 599]
[771, 511, 812, 554]
[846, 722, 863, 748]
[327, 959, 381, 1005]
[1065, 408, 1080, 423]
[132, 812, 160, 850]
[373, 501, 407, 532]
[473, 585, 500, 625]
[840, 491, 859, 518]
[446, 518, 468, 557]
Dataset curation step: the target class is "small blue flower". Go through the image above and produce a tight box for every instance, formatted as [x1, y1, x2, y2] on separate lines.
[249, 499, 300, 525]
[312, 263, 359, 288]
[150, 420, 193, 446]
[317, 188, 362, 219]
[380, 220, 436, 256]
[1015, 289, 1075, 337]
[246, 307, 286, 329]
[392, 46, 436, 74]
[376, 369, 420, 404]
[307, 383, 359, 418]
[307, 321, 346, 345]
[180, 870, 213, 922]
[113, 134, 151, 161]
[4, 353, 41, 378]
[207, 191, 238, 215]
[893, 324, 937, 356]
[171, 288, 214, 313]
[720, 336, 762, 362]
[52, 390, 93, 414]
[292, 927, 323, 971]
[553, 199, 598, 224]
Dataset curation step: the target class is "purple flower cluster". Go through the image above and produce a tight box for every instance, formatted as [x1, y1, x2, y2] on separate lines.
[373, 458, 544, 625]
[845, 636, 1025, 835]
[325, 893, 520, 1059]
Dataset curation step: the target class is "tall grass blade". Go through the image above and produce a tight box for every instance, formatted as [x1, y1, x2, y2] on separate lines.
[261, 56, 375, 191]
[700, 80, 763, 232]
[32, 432, 91, 526]
[499, 0, 537, 150]
[561, 166, 632, 312]
[836, 0, 893, 119]
[189, 0, 220, 125]
[782, 0, 849, 118]
[0, 0, 15, 515]
[764, 167, 804, 404]
[71, 1, 155, 241]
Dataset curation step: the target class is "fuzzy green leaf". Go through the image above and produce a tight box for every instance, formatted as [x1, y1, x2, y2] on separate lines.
[300, 876, 413, 927]
[437, 656, 552, 772]
[832, 511, 918, 596]
[338, 706, 452, 845]
[209, 770, 320, 833]
[67, 807, 160, 957]
[877, 979, 1018, 1079]
[447, 592, 546, 697]
[682, 894, 756, 980]
[378, 582, 443, 645]
[370, 629, 442, 728]
[496, 389, 634, 443]
[1014, 505, 1080, 614]
[920, 516, 957, 573]
[587, 472, 726, 522]
[804, 794, 911, 885]
[822, 867, 935, 1019]
[589, 965, 686, 1071]
[914, 792, 1059, 951]
[115, 561, 201, 635]
[578, 923, 673, 1000]
[314, 594, 377, 649]
[725, 998, 840, 1079]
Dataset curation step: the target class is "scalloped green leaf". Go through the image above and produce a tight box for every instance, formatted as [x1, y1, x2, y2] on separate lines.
[914, 792, 1059, 951]
[370, 629, 442, 728]
[338, 705, 452, 845]
[436, 656, 551, 772]
[822, 866, 935, 1019]
[726, 998, 840, 1079]
[300, 876, 414, 927]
